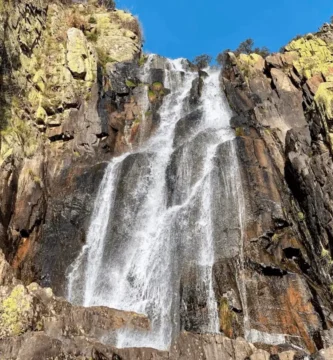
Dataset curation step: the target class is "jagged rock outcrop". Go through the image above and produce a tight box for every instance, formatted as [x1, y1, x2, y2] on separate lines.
[1, 252, 333, 359]
[0, 258, 312, 359]
[221, 22, 333, 355]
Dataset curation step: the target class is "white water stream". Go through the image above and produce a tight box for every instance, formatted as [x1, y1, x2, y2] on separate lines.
[67, 56, 245, 350]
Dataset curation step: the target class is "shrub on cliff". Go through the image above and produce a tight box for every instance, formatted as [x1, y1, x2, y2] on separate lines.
[66, 11, 88, 31]
[235, 38, 254, 55]
[216, 49, 231, 67]
[252, 46, 270, 57]
[98, 0, 116, 10]
[216, 38, 270, 66]
[192, 54, 212, 69]
[234, 38, 270, 57]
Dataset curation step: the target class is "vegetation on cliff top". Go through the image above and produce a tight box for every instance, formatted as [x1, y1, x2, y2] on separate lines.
[192, 38, 270, 69]
[216, 38, 270, 66]
[192, 54, 212, 69]
[61, 0, 116, 9]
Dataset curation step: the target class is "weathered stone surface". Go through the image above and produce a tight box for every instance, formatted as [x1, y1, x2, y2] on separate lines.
[313, 347, 333, 359]
[221, 23, 333, 355]
[93, 10, 142, 63]
[0, 280, 149, 340]
[0, 267, 331, 359]
[66, 27, 93, 79]
[278, 351, 297, 360]
[0, 250, 16, 286]
[250, 349, 270, 360]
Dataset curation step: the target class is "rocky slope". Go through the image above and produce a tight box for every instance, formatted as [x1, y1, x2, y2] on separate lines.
[1, 0, 333, 359]
[2, 243, 332, 360]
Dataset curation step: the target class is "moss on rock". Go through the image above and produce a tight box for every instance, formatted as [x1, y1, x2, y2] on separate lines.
[0, 285, 33, 338]
[126, 79, 137, 88]
[219, 297, 235, 338]
[152, 82, 163, 92]
[148, 89, 157, 103]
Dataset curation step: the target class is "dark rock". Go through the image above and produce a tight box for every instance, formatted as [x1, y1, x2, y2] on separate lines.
[27, 161, 108, 295]
[173, 109, 203, 148]
[106, 62, 139, 95]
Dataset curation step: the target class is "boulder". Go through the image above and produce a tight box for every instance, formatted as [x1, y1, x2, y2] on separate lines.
[66, 27, 91, 79]
[313, 347, 333, 359]
[250, 349, 270, 360]
[0, 251, 16, 286]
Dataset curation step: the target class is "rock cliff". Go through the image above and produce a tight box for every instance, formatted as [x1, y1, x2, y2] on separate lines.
[0, 0, 160, 294]
[221, 22, 333, 355]
[1, 0, 333, 359]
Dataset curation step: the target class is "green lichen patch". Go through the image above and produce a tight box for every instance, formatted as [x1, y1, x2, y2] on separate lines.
[28, 169, 42, 186]
[88, 16, 97, 24]
[0, 285, 33, 338]
[314, 82, 333, 120]
[139, 54, 148, 67]
[96, 47, 116, 67]
[219, 297, 235, 338]
[126, 79, 137, 88]
[86, 30, 99, 43]
[152, 82, 163, 92]
[285, 36, 333, 80]
[148, 89, 157, 103]
[148, 82, 165, 103]
[0, 116, 40, 164]
[235, 127, 244, 137]
[298, 212, 305, 221]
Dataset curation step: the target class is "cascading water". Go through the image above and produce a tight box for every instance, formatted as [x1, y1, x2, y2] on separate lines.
[66, 56, 245, 350]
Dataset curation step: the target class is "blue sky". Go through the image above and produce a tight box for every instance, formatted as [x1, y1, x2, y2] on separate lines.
[116, 0, 333, 61]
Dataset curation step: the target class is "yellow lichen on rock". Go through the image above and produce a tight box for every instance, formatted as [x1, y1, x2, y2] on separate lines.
[315, 82, 333, 120]
[0, 106, 41, 165]
[314, 82, 333, 150]
[0, 285, 33, 338]
[239, 53, 264, 67]
[92, 10, 141, 63]
[219, 297, 235, 338]
[285, 36, 333, 80]
[67, 27, 96, 80]
[0, 0, 142, 163]
[236, 53, 265, 83]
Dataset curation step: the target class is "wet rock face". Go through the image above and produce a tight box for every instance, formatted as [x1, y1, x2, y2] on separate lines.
[221, 24, 333, 355]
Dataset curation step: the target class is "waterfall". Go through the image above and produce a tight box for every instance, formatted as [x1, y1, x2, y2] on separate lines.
[66, 56, 245, 350]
